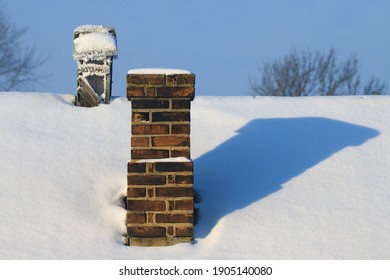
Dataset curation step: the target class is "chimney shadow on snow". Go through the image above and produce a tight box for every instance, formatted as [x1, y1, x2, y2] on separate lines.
[193, 117, 379, 239]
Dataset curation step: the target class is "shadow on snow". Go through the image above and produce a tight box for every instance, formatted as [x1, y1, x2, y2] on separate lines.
[194, 117, 379, 239]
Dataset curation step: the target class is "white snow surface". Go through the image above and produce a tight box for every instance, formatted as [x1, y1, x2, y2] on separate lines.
[0, 93, 390, 260]
[127, 68, 192, 75]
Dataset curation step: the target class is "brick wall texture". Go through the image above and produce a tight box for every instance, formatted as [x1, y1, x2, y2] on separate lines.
[126, 72, 195, 246]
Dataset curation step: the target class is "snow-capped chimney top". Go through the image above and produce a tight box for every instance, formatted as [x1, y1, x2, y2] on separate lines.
[73, 25, 117, 61]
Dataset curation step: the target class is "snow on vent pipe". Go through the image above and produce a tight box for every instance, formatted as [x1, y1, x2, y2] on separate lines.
[73, 25, 117, 107]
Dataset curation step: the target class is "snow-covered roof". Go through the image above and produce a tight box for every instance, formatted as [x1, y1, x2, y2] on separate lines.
[1, 93, 390, 259]
[127, 68, 192, 75]
[73, 25, 117, 61]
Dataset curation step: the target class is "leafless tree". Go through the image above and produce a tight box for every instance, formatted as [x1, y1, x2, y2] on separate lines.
[251, 48, 387, 96]
[0, 3, 44, 91]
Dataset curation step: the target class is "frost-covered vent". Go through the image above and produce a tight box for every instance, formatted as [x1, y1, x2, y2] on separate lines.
[73, 25, 117, 107]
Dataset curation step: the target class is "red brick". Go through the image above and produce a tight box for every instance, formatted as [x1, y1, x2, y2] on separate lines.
[127, 175, 166, 185]
[127, 213, 146, 224]
[131, 137, 149, 147]
[147, 188, 154, 198]
[132, 99, 169, 109]
[127, 200, 166, 211]
[171, 124, 190, 134]
[167, 175, 175, 184]
[152, 136, 190, 147]
[127, 226, 166, 237]
[127, 87, 145, 99]
[146, 163, 154, 172]
[156, 213, 193, 223]
[171, 149, 190, 158]
[155, 187, 193, 197]
[175, 175, 194, 184]
[132, 125, 169, 135]
[172, 100, 191, 109]
[155, 162, 193, 172]
[176, 74, 195, 85]
[152, 112, 190, 122]
[175, 225, 194, 237]
[156, 87, 195, 99]
[175, 199, 194, 210]
[147, 213, 154, 223]
[166, 75, 176, 85]
[127, 188, 146, 198]
[146, 87, 156, 97]
[168, 200, 175, 211]
[167, 226, 174, 235]
[128, 162, 146, 173]
[127, 74, 165, 85]
[131, 149, 169, 159]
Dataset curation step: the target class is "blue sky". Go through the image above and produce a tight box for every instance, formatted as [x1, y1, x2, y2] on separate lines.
[5, 0, 390, 96]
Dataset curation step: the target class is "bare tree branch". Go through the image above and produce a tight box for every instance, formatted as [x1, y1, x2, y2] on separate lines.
[0, 2, 45, 91]
[251, 48, 387, 96]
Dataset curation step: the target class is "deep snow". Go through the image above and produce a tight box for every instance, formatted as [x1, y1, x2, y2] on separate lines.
[0, 92, 389, 259]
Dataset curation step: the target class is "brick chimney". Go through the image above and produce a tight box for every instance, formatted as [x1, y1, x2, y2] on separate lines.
[126, 69, 195, 246]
